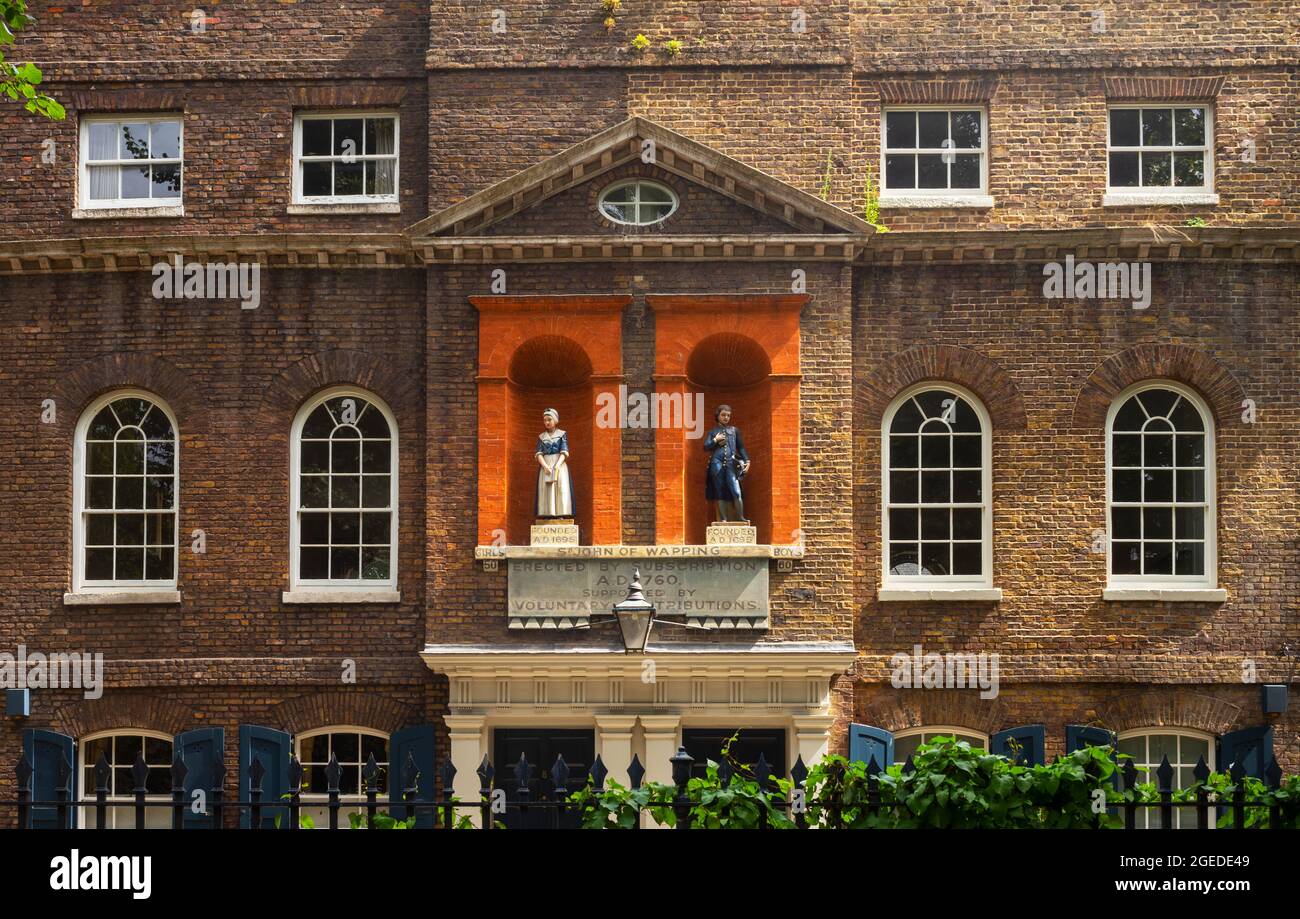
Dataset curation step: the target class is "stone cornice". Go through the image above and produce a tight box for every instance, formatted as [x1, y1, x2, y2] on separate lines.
[0, 233, 414, 276]
[2, 227, 1296, 276]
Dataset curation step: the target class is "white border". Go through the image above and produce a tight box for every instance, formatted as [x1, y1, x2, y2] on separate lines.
[597, 178, 679, 226]
[1105, 103, 1214, 196]
[881, 382, 994, 590]
[78, 114, 184, 210]
[879, 105, 989, 197]
[291, 110, 400, 206]
[71, 389, 180, 594]
[288, 386, 399, 593]
[1104, 379, 1217, 591]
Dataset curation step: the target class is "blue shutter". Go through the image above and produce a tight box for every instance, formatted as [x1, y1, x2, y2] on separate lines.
[22, 729, 77, 829]
[847, 723, 893, 769]
[175, 727, 224, 829]
[1217, 725, 1273, 779]
[990, 724, 1045, 766]
[238, 725, 291, 829]
[389, 724, 436, 827]
[1065, 725, 1115, 752]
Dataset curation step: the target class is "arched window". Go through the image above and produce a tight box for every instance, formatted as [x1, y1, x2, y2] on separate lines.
[79, 730, 174, 829]
[295, 727, 390, 827]
[882, 385, 992, 586]
[1117, 729, 1215, 829]
[290, 388, 397, 590]
[73, 392, 178, 591]
[894, 727, 988, 765]
[1107, 382, 1215, 586]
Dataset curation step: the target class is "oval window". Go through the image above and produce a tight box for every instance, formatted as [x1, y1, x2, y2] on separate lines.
[597, 180, 677, 226]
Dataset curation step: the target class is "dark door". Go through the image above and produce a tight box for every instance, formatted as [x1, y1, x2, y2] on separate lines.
[492, 728, 595, 829]
[682, 728, 787, 782]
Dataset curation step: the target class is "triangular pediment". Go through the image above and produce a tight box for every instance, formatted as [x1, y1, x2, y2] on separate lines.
[407, 117, 873, 244]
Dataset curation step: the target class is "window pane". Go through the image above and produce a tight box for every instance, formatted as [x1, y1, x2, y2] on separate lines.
[1141, 152, 1171, 187]
[951, 542, 981, 575]
[331, 547, 360, 579]
[88, 478, 114, 509]
[362, 475, 390, 508]
[889, 544, 919, 575]
[145, 547, 173, 580]
[116, 548, 144, 579]
[1110, 109, 1141, 146]
[301, 441, 328, 473]
[1143, 507, 1172, 540]
[1112, 469, 1141, 502]
[116, 513, 145, 545]
[1113, 434, 1141, 466]
[1109, 152, 1139, 187]
[119, 123, 150, 159]
[1176, 470, 1205, 502]
[920, 542, 949, 576]
[952, 435, 981, 468]
[331, 476, 360, 508]
[1175, 434, 1204, 466]
[300, 476, 329, 508]
[88, 165, 118, 200]
[1175, 543, 1204, 576]
[952, 470, 981, 502]
[116, 477, 144, 509]
[151, 163, 182, 198]
[361, 546, 390, 579]
[302, 119, 331, 156]
[362, 512, 389, 544]
[334, 161, 363, 196]
[87, 514, 114, 545]
[145, 477, 174, 509]
[920, 471, 950, 503]
[889, 508, 918, 540]
[884, 154, 915, 190]
[951, 111, 981, 148]
[918, 111, 948, 148]
[332, 512, 360, 544]
[302, 162, 332, 197]
[333, 118, 364, 157]
[920, 435, 948, 468]
[917, 154, 946, 189]
[890, 471, 918, 502]
[88, 122, 118, 160]
[1174, 153, 1204, 187]
[1143, 542, 1173, 575]
[1112, 506, 1140, 540]
[952, 508, 981, 540]
[301, 512, 329, 544]
[951, 154, 980, 189]
[921, 508, 949, 540]
[86, 548, 114, 580]
[1144, 433, 1173, 467]
[1112, 542, 1141, 574]
[121, 166, 151, 200]
[1174, 108, 1205, 146]
[150, 121, 181, 159]
[1174, 507, 1204, 540]
[885, 111, 915, 149]
[300, 547, 329, 579]
[1144, 469, 1173, 502]
[1113, 397, 1146, 431]
[1141, 109, 1172, 146]
[332, 440, 360, 473]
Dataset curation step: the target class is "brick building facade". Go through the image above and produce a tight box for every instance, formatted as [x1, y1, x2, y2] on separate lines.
[0, 1, 1296, 825]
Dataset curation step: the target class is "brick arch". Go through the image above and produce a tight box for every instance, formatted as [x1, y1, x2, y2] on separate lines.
[51, 695, 196, 739]
[857, 345, 1027, 432]
[1071, 344, 1247, 429]
[254, 349, 422, 433]
[858, 691, 1004, 737]
[266, 691, 420, 736]
[54, 352, 209, 435]
[1100, 689, 1243, 737]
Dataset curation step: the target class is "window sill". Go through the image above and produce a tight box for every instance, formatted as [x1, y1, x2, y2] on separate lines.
[281, 589, 401, 604]
[72, 205, 184, 220]
[877, 587, 1003, 602]
[64, 590, 181, 606]
[1102, 588, 1227, 602]
[287, 203, 400, 215]
[878, 194, 995, 209]
[1102, 192, 1219, 207]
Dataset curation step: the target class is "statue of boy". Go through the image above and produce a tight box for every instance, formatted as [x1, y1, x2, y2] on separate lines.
[704, 404, 750, 523]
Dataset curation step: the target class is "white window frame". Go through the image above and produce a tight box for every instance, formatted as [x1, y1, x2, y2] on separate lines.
[1116, 728, 1216, 829]
[1105, 380, 1217, 590]
[289, 386, 399, 592]
[78, 729, 175, 830]
[295, 726, 390, 826]
[880, 105, 989, 197]
[72, 389, 179, 594]
[1106, 103, 1214, 193]
[881, 383, 994, 590]
[597, 179, 679, 226]
[77, 114, 184, 210]
[291, 110, 400, 205]
[893, 727, 988, 764]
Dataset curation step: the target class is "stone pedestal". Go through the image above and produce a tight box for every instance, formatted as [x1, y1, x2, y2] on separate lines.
[530, 521, 579, 547]
[706, 523, 757, 546]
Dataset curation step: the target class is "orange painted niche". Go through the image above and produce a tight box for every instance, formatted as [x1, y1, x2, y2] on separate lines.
[472, 296, 628, 546]
[648, 295, 805, 546]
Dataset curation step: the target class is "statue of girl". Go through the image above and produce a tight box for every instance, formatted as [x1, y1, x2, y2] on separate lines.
[534, 408, 573, 519]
